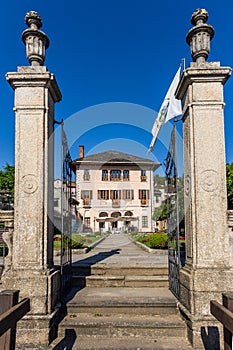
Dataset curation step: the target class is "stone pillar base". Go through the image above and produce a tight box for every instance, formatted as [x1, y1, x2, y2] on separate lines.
[179, 266, 233, 349]
[178, 302, 223, 350]
[1, 268, 60, 314]
[15, 306, 61, 349]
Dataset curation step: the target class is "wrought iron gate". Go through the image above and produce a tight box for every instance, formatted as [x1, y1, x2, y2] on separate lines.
[165, 123, 180, 299]
[59, 121, 73, 295]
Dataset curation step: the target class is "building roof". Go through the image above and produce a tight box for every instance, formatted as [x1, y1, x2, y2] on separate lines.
[72, 150, 160, 170]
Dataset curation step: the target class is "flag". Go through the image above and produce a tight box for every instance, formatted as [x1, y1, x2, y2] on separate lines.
[149, 67, 182, 152]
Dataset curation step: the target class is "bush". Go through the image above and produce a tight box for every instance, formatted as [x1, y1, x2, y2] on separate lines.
[148, 233, 168, 249]
[71, 234, 86, 249]
[137, 233, 168, 249]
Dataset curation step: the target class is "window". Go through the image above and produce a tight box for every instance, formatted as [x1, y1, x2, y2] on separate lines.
[98, 190, 109, 200]
[123, 170, 129, 181]
[83, 169, 90, 181]
[122, 189, 134, 200]
[81, 190, 92, 199]
[110, 190, 121, 200]
[139, 189, 149, 206]
[138, 189, 149, 199]
[54, 199, 59, 207]
[141, 170, 147, 181]
[84, 217, 90, 228]
[99, 212, 108, 217]
[81, 190, 92, 205]
[102, 169, 108, 181]
[110, 170, 121, 181]
[142, 216, 148, 228]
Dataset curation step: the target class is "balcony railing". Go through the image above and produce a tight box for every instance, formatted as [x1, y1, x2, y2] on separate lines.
[102, 176, 108, 181]
[141, 199, 148, 206]
[141, 176, 147, 182]
[110, 177, 121, 181]
[83, 198, 91, 207]
[112, 199, 120, 208]
[83, 174, 90, 181]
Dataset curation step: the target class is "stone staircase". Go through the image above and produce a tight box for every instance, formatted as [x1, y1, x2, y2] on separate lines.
[50, 263, 192, 349]
[72, 264, 169, 288]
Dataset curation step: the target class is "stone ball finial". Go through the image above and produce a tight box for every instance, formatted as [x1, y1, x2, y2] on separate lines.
[22, 11, 49, 66]
[191, 8, 208, 25]
[186, 8, 214, 65]
[25, 11, 42, 30]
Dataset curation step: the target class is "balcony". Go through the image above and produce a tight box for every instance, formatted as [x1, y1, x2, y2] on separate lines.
[83, 174, 90, 181]
[112, 199, 120, 208]
[123, 177, 130, 181]
[141, 176, 147, 182]
[141, 199, 148, 206]
[110, 177, 121, 181]
[83, 198, 91, 207]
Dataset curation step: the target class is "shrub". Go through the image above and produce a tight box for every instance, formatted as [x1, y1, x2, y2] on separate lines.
[71, 234, 86, 249]
[148, 233, 168, 249]
[137, 233, 168, 249]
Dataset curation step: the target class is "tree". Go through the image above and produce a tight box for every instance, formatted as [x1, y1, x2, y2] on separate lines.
[153, 176, 184, 224]
[226, 162, 233, 209]
[0, 164, 15, 193]
[153, 202, 167, 221]
[154, 174, 166, 186]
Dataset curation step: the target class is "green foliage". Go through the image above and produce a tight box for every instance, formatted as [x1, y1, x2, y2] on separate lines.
[226, 162, 233, 209]
[70, 234, 86, 248]
[137, 233, 168, 249]
[154, 174, 166, 186]
[153, 202, 167, 221]
[149, 233, 168, 248]
[0, 164, 15, 194]
[153, 177, 184, 222]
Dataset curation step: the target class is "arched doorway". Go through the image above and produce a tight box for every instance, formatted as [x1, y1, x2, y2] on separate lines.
[124, 211, 133, 231]
[98, 212, 108, 232]
[111, 211, 121, 230]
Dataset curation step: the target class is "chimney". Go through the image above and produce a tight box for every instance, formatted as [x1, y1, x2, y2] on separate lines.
[79, 145, 84, 158]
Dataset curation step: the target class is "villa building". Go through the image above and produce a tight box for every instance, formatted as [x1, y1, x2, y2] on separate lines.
[72, 147, 160, 233]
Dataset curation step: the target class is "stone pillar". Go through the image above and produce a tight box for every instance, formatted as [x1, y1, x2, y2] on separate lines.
[176, 9, 233, 349]
[1, 11, 62, 347]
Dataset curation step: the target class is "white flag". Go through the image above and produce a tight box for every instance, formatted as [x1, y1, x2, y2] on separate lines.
[149, 67, 182, 152]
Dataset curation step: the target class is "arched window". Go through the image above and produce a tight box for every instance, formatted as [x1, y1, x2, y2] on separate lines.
[125, 211, 133, 217]
[102, 169, 108, 181]
[123, 170, 129, 181]
[99, 212, 108, 217]
[111, 212, 121, 218]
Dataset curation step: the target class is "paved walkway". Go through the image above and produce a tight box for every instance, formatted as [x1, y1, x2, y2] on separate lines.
[72, 233, 168, 267]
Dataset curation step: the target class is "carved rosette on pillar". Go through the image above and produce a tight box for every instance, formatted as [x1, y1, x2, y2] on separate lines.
[2, 11, 62, 348]
[175, 8, 233, 349]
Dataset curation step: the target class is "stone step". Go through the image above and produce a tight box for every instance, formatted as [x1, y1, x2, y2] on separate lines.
[72, 264, 168, 277]
[65, 287, 178, 316]
[72, 274, 169, 288]
[57, 313, 187, 339]
[49, 334, 192, 349]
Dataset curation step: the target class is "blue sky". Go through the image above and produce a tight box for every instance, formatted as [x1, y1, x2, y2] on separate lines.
[0, 1, 233, 177]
